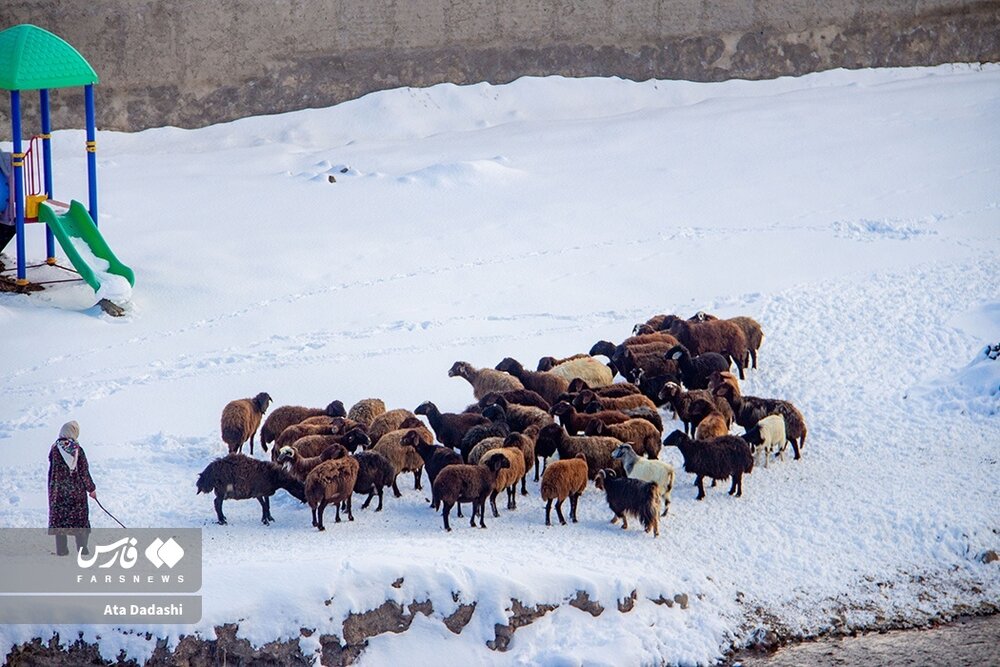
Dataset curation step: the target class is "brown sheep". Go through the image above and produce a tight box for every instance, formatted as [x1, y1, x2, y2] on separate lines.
[584, 418, 662, 459]
[432, 455, 511, 531]
[535, 424, 623, 479]
[572, 389, 656, 413]
[551, 400, 630, 435]
[276, 444, 348, 481]
[494, 357, 569, 406]
[347, 398, 387, 428]
[566, 378, 642, 397]
[273, 423, 336, 456]
[196, 454, 305, 525]
[259, 400, 345, 450]
[667, 318, 749, 380]
[480, 395, 553, 433]
[305, 451, 360, 530]
[695, 411, 731, 439]
[372, 428, 426, 496]
[291, 429, 370, 458]
[481, 447, 526, 517]
[658, 382, 734, 433]
[221, 392, 273, 456]
[368, 409, 417, 445]
[709, 370, 742, 399]
[540, 453, 588, 525]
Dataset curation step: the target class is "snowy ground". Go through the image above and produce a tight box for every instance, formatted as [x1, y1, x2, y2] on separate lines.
[1, 64, 998, 665]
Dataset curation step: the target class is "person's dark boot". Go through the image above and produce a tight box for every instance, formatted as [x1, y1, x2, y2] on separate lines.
[55, 534, 69, 556]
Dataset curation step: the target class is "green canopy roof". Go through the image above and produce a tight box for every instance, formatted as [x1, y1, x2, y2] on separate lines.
[0, 24, 98, 91]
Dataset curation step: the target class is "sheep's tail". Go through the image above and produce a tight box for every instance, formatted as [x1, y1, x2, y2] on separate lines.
[639, 482, 659, 530]
[222, 425, 244, 447]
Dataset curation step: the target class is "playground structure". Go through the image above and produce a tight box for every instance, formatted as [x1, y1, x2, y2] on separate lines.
[0, 23, 133, 295]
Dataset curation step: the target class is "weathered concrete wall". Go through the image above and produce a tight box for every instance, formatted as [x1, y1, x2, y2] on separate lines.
[1, 0, 998, 131]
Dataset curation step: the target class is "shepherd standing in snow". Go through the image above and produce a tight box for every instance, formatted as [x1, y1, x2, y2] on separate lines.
[48, 421, 97, 556]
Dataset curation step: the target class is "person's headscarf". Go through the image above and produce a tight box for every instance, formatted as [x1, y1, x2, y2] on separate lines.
[56, 421, 80, 471]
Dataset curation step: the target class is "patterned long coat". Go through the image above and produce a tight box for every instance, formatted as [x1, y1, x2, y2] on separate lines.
[47, 443, 96, 534]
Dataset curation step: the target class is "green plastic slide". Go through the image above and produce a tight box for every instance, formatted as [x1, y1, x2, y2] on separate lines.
[37, 200, 135, 292]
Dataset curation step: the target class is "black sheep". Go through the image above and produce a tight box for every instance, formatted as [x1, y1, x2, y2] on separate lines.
[196, 454, 305, 525]
[458, 404, 511, 459]
[478, 389, 552, 412]
[414, 400, 488, 455]
[663, 430, 753, 500]
[665, 344, 730, 390]
[594, 469, 659, 537]
[353, 451, 395, 511]
[400, 429, 464, 514]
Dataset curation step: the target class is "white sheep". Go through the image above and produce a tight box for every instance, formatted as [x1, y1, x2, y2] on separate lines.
[610, 443, 675, 517]
[741, 414, 787, 468]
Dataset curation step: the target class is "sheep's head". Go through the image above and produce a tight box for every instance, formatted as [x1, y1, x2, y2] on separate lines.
[550, 401, 573, 416]
[341, 428, 371, 452]
[253, 392, 273, 414]
[328, 417, 352, 434]
[482, 404, 506, 423]
[325, 400, 347, 417]
[665, 345, 687, 362]
[658, 382, 682, 402]
[482, 451, 512, 473]
[581, 400, 604, 414]
[495, 357, 523, 375]
[571, 389, 598, 410]
[414, 401, 435, 416]
[589, 341, 616, 358]
[663, 430, 690, 450]
[634, 323, 656, 335]
[276, 446, 296, 464]
[594, 468, 615, 490]
[448, 361, 471, 378]
[399, 416, 424, 430]
[521, 424, 541, 442]
[536, 356, 557, 371]
[566, 377, 590, 393]
[611, 444, 635, 460]
[741, 427, 762, 447]
[584, 420, 608, 436]
[400, 429, 426, 448]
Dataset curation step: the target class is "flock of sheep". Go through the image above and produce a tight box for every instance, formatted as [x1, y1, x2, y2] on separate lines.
[196, 312, 807, 535]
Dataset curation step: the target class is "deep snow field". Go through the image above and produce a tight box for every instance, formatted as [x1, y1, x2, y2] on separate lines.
[1, 64, 999, 665]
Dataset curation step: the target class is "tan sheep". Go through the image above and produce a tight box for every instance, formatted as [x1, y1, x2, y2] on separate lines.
[259, 400, 345, 450]
[347, 398, 387, 428]
[584, 418, 662, 458]
[221, 392, 272, 455]
[545, 356, 613, 388]
[448, 361, 524, 400]
[369, 409, 417, 445]
[372, 428, 426, 496]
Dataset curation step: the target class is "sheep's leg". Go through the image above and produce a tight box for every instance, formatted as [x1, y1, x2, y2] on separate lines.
[346, 495, 354, 521]
[696, 475, 706, 500]
[375, 487, 384, 512]
[661, 493, 670, 517]
[763, 447, 769, 468]
[509, 485, 518, 510]
[249, 430, 256, 456]
[214, 494, 227, 525]
[362, 490, 375, 509]
[442, 502, 453, 532]
[257, 497, 269, 525]
[334, 501, 342, 523]
[651, 515, 659, 537]
[470, 501, 479, 528]
[569, 493, 580, 523]
[750, 348, 758, 369]
[391, 476, 402, 498]
[555, 499, 567, 526]
[520, 472, 528, 496]
[489, 490, 500, 518]
[791, 437, 802, 460]
[456, 502, 464, 518]
[736, 355, 746, 380]
[413, 467, 422, 491]
[534, 458, 540, 482]
[545, 499, 554, 525]
[310, 504, 317, 527]
[316, 501, 327, 531]
[477, 499, 487, 529]
[621, 514, 629, 530]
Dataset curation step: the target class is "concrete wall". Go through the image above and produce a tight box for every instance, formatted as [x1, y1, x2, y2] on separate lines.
[2, 1, 998, 131]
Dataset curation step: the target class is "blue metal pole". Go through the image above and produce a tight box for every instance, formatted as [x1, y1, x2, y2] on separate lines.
[40, 88, 55, 263]
[84, 84, 98, 226]
[11, 90, 27, 286]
